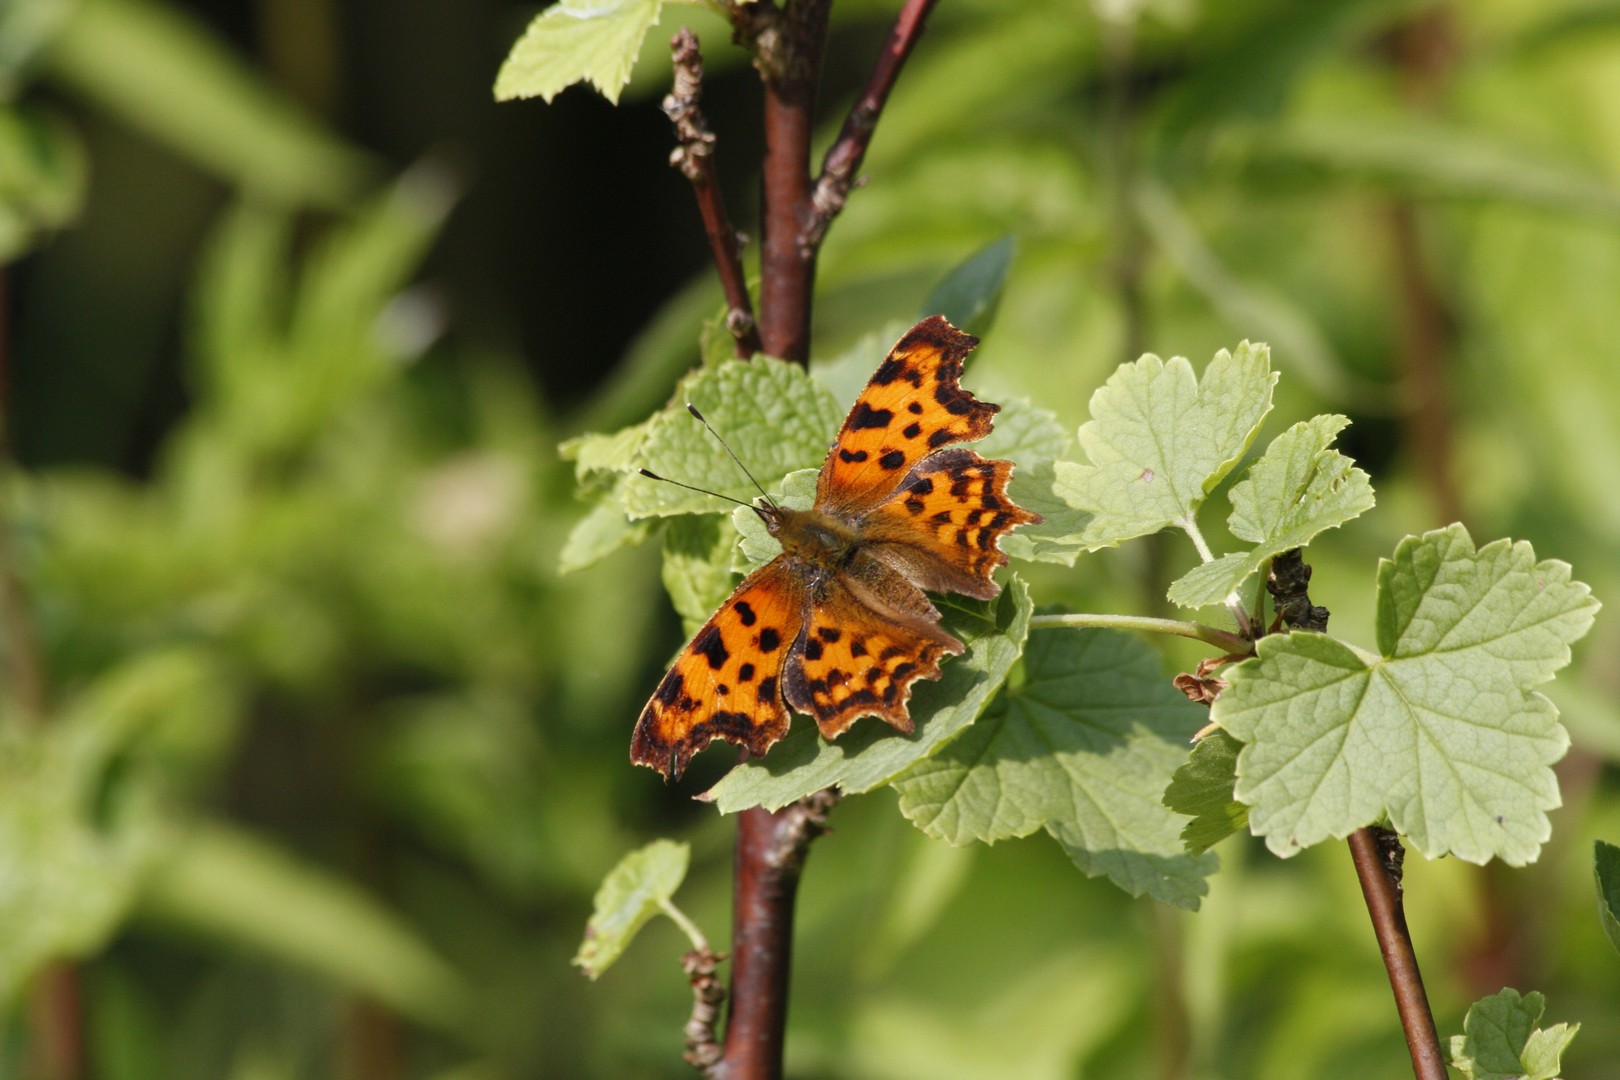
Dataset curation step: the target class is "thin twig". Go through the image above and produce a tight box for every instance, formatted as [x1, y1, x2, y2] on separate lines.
[715, 790, 841, 1080]
[664, 30, 761, 358]
[801, 0, 941, 254]
[1268, 551, 1444, 1079]
[1348, 828, 1448, 1080]
[683, 947, 727, 1074]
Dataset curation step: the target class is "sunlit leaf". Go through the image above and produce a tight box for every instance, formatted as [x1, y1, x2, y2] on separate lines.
[494, 0, 665, 105]
[624, 356, 842, 518]
[1167, 414, 1373, 608]
[1448, 988, 1578, 1080]
[573, 839, 690, 979]
[1215, 525, 1598, 864]
[1060, 343, 1275, 550]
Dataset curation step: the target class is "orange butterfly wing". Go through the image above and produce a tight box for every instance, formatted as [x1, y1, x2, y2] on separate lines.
[814, 315, 999, 518]
[861, 447, 1042, 601]
[630, 558, 809, 779]
[782, 554, 964, 740]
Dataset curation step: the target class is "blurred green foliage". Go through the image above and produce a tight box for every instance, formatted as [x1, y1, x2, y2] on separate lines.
[2, 0, 1619, 1078]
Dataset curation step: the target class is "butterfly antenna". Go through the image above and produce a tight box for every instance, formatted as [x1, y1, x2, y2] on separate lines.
[636, 469, 765, 516]
[686, 404, 779, 509]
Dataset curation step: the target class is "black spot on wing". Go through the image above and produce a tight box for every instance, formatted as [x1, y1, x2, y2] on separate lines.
[839, 448, 868, 463]
[757, 675, 778, 703]
[927, 428, 955, 449]
[758, 627, 782, 653]
[738, 662, 756, 682]
[654, 670, 684, 706]
[872, 358, 905, 385]
[902, 422, 922, 439]
[804, 637, 824, 661]
[734, 601, 757, 626]
[879, 450, 906, 469]
[849, 403, 895, 430]
[816, 627, 842, 643]
[694, 625, 729, 669]
[907, 401, 923, 414]
[907, 477, 934, 496]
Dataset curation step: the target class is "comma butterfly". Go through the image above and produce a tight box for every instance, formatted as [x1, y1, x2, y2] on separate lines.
[631, 315, 1042, 779]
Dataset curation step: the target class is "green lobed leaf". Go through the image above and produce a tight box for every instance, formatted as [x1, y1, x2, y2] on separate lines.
[1214, 525, 1599, 864]
[975, 397, 1070, 464]
[891, 627, 1217, 909]
[706, 577, 1033, 812]
[572, 839, 690, 979]
[1448, 988, 1578, 1080]
[661, 514, 737, 637]
[624, 356, 843, 518]
[732, 468, 817, 570]
[1060, 343, 1276, 551]
[560, 417, 654, 484]
[1166, 414, 1374, 608]
[922, 235, 1016, 336]
[999, 458, 1093, 566]
[558, 485, 656, 574]
[1596, 840, 1620, 956]
[493, 0, 665, 105]
[1163, 729, 1249, 855]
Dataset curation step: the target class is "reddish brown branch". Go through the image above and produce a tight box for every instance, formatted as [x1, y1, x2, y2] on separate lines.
[1348, 828, 1448, 1080]
[746, 0, 831, 363]
[664, 30, 761, 358]
[714, 790, 840, 1080]
[801, 0, 941, 254]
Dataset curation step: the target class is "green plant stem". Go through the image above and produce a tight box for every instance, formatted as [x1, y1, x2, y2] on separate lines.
[659, 897, 711, 953]
[1028, 612, 1248, 655]
[1180, 518, 1254, 638]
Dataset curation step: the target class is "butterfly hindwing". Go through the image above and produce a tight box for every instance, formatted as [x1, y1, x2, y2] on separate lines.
[862, 447, 1043, 600]
[815, 316, 999, 518]
[630, 558, 809, 779]
[783, 560, 964, 740]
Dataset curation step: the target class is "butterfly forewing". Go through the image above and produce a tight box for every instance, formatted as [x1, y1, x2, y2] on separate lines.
[814, 316, 999, 518]
[630, 558, 809, 779]
[862, 448, 1042, 600]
